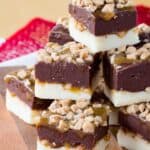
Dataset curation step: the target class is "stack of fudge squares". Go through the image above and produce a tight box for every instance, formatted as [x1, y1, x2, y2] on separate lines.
[4, 0, 150, 150]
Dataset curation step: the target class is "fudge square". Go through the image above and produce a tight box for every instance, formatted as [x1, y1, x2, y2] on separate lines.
[118, 103, 150, 150]
[69, 0, 137, 36]
[68, 0, 139, 53]
[4, 68, 52, 125]
[36, 99, 111, 150]
[35, 42, 101, 100]
[103, 38, 150, 106]
[103, 25, 150, 107]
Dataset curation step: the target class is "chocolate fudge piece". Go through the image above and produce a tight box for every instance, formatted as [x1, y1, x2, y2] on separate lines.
[117, 103, 150, 150]
[69, 17, 139, 53]
[103, 25, 150, 106]
[69, 0, 137, 36]
[49, 17, 73, 45]
[35, 42, 101, 100]
[4, 68, 52, 124]
[36, 99, 111, 150]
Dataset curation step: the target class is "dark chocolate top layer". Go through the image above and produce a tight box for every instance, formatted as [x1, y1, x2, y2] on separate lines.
[49, 24, 73, 45]
[69, 4, 137, 36]
[119, 111, 150, 142]
[36, 53, 101, 88]
[5, 77, 51, 110]
[103, 54, 150, 92]
[38, 125, 108, 149]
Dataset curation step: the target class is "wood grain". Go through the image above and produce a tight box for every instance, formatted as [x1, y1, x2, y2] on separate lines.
[0, 96, 28, 150]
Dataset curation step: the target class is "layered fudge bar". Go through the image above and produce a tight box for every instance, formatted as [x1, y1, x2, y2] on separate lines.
[117, 103, 150, 150]
[68, 0, 139, 53]
[4, 68, 52, 124]
[103, 25, 150, 107]
[36, 99, 111, 150]
[49, 17, 73, 45]
[35, 41, 101, 100]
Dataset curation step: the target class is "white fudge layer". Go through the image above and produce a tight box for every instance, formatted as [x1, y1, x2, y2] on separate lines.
[117, 129, 150, 150]
[104, 86, 150, 107]
[37, 138, 108, 150]
[69, 18, 139, 54]
[35, 80, 92, 100]
[6, 90, 41, 125]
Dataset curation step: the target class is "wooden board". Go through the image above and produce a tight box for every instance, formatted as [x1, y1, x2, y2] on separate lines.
[0, 67, 123, 150]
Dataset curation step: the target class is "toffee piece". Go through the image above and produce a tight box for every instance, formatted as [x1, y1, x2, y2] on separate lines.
[103, 24, 150, 107]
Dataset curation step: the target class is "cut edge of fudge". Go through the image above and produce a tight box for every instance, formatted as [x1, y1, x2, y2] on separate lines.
[69, 17, 139, 53]
[117, 128, 150, 150]
[103, 25, 150, 92]
[4, 68, 52, 110]
[36, 42, 101, 89]
[119, 103, 150, 142]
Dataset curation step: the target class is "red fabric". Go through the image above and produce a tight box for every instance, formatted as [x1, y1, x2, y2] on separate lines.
[137, 6, 150, 25]
[0, 6, 149, 62]
[0, 18, 55, 62]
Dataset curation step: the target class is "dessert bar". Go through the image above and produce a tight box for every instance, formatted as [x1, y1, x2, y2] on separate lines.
[36, 99, 111, 150]
[35, 42, 101, 100]
[103, 25, 150, 106]
[117, 102, 150, 150]
[4, 68, 52, 124]
[118, 129, 150, 150]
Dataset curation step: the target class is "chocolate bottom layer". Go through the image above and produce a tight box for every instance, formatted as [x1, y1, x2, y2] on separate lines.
[38, 125, 108, 150]
[119, 111, 150, 142]
[6, 78, 52, 110]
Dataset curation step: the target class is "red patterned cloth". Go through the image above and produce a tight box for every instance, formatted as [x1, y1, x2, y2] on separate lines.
[0, 18, 55, 62]
[137, 6, 150, 25]
[0, 6, 149, 62]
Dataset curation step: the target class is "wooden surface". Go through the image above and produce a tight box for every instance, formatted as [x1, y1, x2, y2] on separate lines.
[0, 0, 149, 38]
[0, 67, 122, 150]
